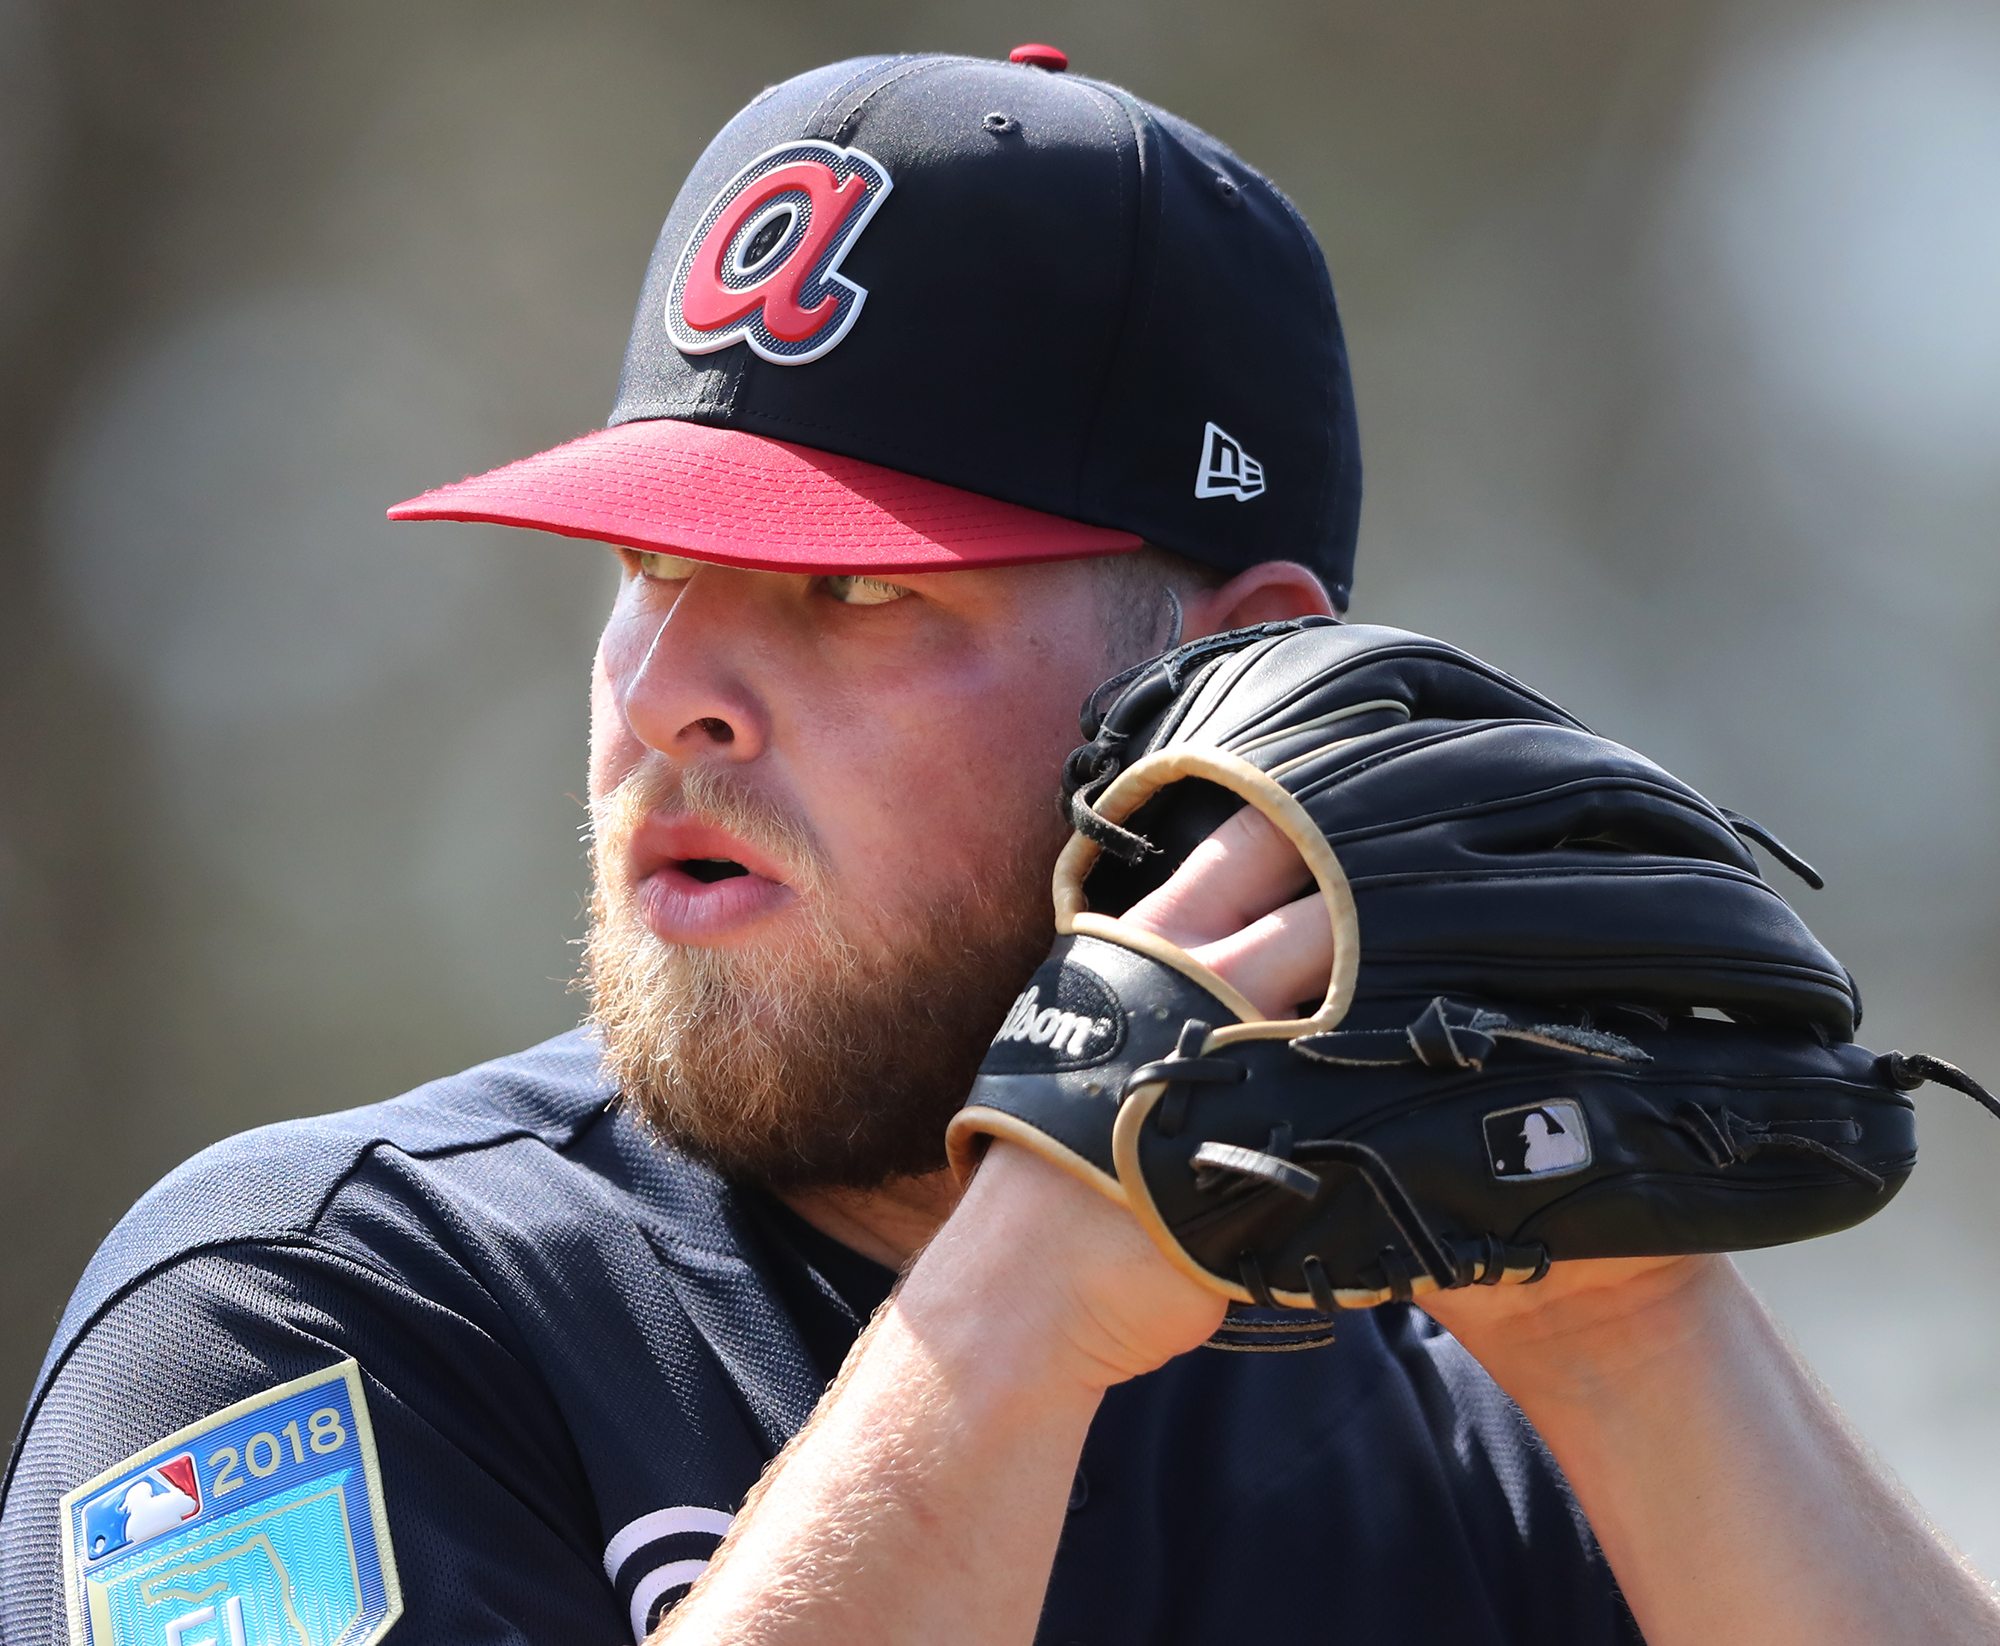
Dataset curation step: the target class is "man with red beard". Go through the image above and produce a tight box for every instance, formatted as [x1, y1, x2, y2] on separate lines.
[6, 47, 1994, 1646]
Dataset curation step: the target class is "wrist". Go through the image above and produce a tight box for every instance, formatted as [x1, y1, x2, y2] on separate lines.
[1428, 1254, 1743, 1421]
[889, 1219, 1114, 1419]
[897, 1141, 1227, 1399]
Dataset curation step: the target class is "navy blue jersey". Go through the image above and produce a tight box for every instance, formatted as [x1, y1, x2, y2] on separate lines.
[2, 1032, 1639, 1645]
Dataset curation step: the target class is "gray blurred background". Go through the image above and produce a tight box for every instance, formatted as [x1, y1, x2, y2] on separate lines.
[4, 0, 1999, 1577]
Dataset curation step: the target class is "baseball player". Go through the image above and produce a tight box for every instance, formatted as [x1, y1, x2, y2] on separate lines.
[5, 47, 1995, 1646]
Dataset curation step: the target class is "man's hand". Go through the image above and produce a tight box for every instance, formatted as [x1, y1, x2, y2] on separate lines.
[928, 805, 1332, 1389]
[1125, 806, 2000, 1646]
[1122, 804, 1327, 1020]
[906, 1140, 1226, 1392]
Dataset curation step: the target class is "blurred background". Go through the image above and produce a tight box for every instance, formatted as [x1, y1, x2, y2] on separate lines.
[4, 0, 1999, 1576]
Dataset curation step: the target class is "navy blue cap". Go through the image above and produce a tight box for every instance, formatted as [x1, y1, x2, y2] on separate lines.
[393, 50, 1362, 608]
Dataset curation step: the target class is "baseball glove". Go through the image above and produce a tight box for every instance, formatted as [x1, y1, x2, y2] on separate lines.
[945, 620, 1996, 1323]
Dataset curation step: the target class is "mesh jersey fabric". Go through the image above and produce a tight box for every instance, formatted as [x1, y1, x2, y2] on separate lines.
[737, 1190, 897, 1381]
[2, 1030, 1641, 1645]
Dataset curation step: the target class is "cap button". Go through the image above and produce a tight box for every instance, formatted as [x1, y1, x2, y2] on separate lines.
[1009, 43, 1068, 72]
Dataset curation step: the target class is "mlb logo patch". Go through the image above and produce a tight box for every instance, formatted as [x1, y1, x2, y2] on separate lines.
[78, 1454, 202, 1563]
[1484, 1098, 1593, 1180]
[60, 1361, 399, 1646]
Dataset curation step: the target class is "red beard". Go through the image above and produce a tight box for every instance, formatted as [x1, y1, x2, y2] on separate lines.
[583, 759, 1061, 1190]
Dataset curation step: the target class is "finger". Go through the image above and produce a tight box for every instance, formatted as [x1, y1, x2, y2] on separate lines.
[1185, 891, 1333, 1020]
[1122, 805, 1313, 952]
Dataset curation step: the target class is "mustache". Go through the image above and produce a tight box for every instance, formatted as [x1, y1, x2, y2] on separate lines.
[590, 757, 831, 893]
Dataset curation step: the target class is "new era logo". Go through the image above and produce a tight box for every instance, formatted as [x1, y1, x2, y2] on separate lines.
[1194, 422, 1266, 501]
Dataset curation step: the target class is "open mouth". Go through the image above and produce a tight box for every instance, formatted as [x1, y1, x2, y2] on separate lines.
[629, 815, 796, 942]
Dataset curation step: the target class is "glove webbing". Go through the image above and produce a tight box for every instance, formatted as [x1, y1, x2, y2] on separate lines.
[1292, 997, 1650, 1072]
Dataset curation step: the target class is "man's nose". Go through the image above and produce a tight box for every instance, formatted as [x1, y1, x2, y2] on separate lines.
[608, 570, 778, 764]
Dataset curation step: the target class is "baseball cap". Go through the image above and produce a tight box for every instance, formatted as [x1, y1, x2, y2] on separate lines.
[389, 47, 1363, 608]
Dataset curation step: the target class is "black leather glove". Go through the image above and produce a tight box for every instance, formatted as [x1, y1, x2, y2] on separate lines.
[948, 620, 1995, 1314]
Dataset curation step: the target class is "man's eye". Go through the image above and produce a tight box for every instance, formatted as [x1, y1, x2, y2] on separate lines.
[824, 575, 911, 607]
[636, 551, 701, 582]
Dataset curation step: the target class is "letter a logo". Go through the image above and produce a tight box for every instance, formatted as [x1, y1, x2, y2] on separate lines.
[667, 141, 894, 365]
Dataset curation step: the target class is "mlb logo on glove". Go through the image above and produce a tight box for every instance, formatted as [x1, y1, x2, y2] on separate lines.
[1484, 1100, 1593, 1180]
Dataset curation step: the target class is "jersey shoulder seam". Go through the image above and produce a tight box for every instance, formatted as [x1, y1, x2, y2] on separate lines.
[6, 1031, 616, 1515]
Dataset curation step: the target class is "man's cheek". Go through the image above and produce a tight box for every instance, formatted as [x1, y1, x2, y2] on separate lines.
[587, 648, 647, 804]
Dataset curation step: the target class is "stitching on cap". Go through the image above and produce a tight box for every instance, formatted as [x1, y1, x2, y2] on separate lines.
[1069, 82, 1149, 525]
[827, 55, 967, 144]
[801, 57, 914, 134]
[803, 54, 932, 140]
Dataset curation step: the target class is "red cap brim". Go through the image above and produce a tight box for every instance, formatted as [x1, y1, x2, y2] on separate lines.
[387, 419, 1143, 573]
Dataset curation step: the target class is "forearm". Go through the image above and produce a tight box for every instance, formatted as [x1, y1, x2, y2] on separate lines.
[657, 1298, 1095, 1644]
[1455, 1258, 1999, 1646]
[654, 1146, 1218, 1646]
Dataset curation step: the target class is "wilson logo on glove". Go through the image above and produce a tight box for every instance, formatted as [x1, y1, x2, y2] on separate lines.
[667, 140, 894, 364]
[986, 971, 1122, 1069]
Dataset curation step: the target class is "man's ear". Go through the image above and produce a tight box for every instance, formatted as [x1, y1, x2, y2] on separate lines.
[1180, 561, 1337, 640]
